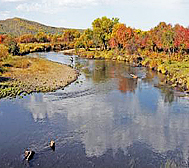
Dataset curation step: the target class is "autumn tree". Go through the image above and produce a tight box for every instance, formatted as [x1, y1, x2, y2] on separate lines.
[0, 35, 7, 44]
[75, 28, 94, 51]
[149, 22, 168, 52]
[61, 29, 80, 48]
[35, 32, 49, 43]
[134, 30, 149, 52]
[92, 16, 119, 50]
[149, 22, 175, 55]
[50, 33, 60, 43]
[19, 34, 37, 43]
[3, 35, 19, 55]
[162, 26, 175, 55]
[110, 23, 134, 50]
[174, 24, 189, 54]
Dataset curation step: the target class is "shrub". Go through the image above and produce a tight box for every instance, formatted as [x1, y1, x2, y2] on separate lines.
[3, 36, 19, 55]
[0, 45, 9, 61]
[157, 64, 167, 74]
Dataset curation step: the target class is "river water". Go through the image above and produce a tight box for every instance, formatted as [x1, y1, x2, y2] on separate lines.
[1, 52, 189, 168]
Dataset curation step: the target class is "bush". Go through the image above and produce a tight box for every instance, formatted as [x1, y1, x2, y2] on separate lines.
[104, 50, 115, 59]
[157, 64, 167, 74]
[0, 45, 9, 61]
[3, 36, 19, 55]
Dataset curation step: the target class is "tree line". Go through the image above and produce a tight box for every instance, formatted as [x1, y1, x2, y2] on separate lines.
[0, 16, 189, 59]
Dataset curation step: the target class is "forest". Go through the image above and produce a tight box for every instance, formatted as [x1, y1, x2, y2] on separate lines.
[1, 17, 189, 56]
[0, 16, 189, 91]
[0, 17, 189, 57]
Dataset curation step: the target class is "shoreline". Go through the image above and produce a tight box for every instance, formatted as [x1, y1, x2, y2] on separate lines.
[0, 56, 79, 99]
[1, 46, 188, 99]
[71, 49, 189, 93]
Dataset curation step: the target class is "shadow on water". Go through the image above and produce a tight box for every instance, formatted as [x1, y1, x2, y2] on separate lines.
[1, 52, 189, 168]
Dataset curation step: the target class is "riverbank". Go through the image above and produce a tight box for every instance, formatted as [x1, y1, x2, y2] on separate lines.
[16, 42, 189, 92]
[72, 49, 189, 92]
[0, 56, 78, 99]
[18, 43, 69, 55]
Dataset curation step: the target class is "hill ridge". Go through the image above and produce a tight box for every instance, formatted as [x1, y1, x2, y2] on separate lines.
[0, 17, 77, 36]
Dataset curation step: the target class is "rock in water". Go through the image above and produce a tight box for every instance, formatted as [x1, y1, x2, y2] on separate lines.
[70, 57, 73, 62]
[130, 74, 138, 79]
[50, 140, 55, 151]
[25, 150, 35, 161]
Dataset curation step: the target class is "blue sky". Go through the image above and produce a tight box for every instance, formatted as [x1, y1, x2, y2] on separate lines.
[0, 0, 188, 30]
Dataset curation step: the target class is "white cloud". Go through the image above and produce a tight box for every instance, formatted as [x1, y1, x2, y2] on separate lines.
[0, 11, 11, 20]
[42, 0, 113, 7]
[15, 0, 185, 14]
[17, 3, 42, 12]
[16, 2, 57, 14]
[16, 0, 115, 13]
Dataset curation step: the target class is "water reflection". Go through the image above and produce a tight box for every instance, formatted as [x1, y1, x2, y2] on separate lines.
[81, 60, 144, 94]
[1, 52, 189, 168]
[118, 77, 137, 93]
[26, 92, 189, 152]
[24, 55, 189, 167]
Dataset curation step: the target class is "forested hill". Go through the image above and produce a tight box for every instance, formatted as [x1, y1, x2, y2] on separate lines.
[0, 17, 69, 36]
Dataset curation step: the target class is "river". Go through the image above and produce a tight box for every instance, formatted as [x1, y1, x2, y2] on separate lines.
[1, 52, 189, 168]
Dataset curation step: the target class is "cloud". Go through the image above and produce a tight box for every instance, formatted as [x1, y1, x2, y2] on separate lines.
[42, 0, 113, 7]
[16, 0, 116, 13]
[0, 11, 11, 19]
[16, 1, 59, 14]
[15, 0, 185, 14]
[16, 3, 42, 12]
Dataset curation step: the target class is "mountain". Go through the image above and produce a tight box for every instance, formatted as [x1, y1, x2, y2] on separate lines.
[0, 17, 74, 36]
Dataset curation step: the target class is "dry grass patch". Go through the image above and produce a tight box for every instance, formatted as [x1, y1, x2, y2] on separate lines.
[0, 56, 78, 98]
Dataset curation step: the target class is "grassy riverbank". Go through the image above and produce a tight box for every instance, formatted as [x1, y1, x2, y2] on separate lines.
[0, 56, 78, 99]
[18, 43, 70, 55]
[74, 49, 189, 92]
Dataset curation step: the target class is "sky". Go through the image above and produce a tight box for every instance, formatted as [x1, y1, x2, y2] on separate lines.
[0, 0, 188, 30]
